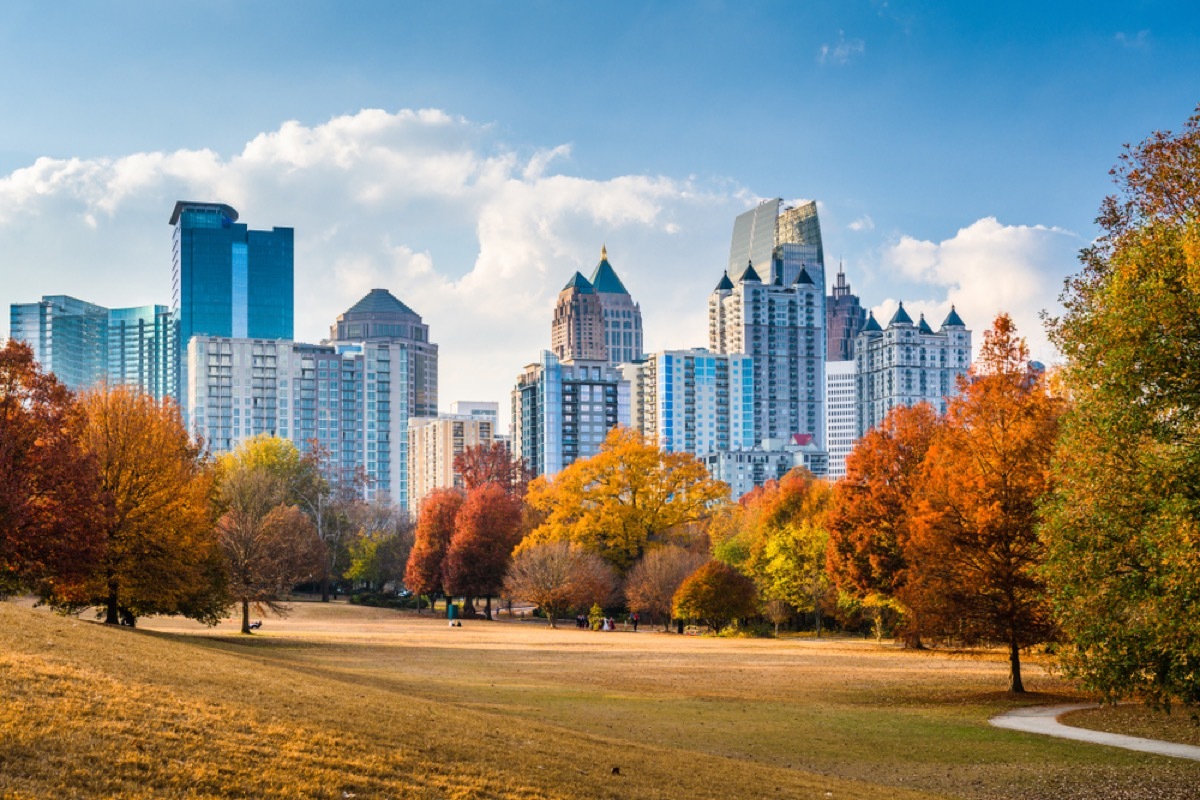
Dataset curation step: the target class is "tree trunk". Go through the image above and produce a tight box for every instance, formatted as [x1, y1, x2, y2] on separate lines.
[104, 579, 120, 625]
[1009, 635, 1025, 693]
[321, 573, 331, 603]
[241, 599, 251, 634]
[484, 596, 492, 621]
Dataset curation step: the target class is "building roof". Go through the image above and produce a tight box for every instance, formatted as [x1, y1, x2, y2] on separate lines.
[863, 311, 883, 332]
[740, 261, 763, 283]
[169, 201, 239, 225]
[588, 245, 630, 294]
[794, 267, 815, 285]
[889, 301, 914, 326]
[942, 305, 966, 328]
[918, 314, 934, 334]
[341, 288, 419, 319]
[562, 271, 595, 293]
[714, 272, 734, 292]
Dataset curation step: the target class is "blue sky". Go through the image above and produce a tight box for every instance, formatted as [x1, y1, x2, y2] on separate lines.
[1, 1, 1198, 413]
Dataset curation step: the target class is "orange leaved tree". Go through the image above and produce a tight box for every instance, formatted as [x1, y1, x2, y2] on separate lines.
[442, 483, 525, 619]
[404, 488, 464, 610]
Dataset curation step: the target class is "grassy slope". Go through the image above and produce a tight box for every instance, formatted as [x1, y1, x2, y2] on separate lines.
[2, 602, 1196, 800]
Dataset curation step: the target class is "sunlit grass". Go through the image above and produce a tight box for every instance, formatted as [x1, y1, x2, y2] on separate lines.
[2, 601, 1196, 799]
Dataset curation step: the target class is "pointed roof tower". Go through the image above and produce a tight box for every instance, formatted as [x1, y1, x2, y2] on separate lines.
[888, 301, 914, 327]
[918, 313, 934, 334]
[941, 305, 966, 328]
[714, 272, 734, 292]
[562, 271, 595, 293]
[589, 245, 630, 294]
[794, 267, 815, 286]
[863, 311, 883, 333]
[740, 260, 763, 283]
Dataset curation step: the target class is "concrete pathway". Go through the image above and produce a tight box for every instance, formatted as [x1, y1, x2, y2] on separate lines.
[991, 703, 1200, 761]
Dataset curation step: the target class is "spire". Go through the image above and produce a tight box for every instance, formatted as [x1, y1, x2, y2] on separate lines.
[740, 260, 762, 283]
[562, 271, 595, 293]
[589, 247, 629, 294]
[601, 244, 607, 260]
[888, 301, 914, 327]
[918, 313, 934, 334]
[714, 272, 734, 292]
[941, 305, 966, 328]
[863, 311, 883, 333]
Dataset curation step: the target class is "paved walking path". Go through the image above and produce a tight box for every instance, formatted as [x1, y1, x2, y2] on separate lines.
[991, 703, 1200, 761]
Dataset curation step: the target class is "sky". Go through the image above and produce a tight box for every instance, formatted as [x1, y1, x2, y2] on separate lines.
[1, 1, 1198, 426]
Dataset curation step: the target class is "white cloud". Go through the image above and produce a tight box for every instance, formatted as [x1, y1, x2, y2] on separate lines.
[1115, 30, 1150, 49]
[0, 109, 742, 427]
[877, 217, 1080, 362]
[818, 32, 866, 65]
[848, 214, 874, 232]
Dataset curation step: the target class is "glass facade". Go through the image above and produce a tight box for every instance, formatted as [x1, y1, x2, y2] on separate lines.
[728, 198, 781, 281]
[170, 201, 294, 410]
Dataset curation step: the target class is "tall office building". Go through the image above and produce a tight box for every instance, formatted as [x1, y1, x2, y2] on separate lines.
[408, 413, 497, 512]
[551, 247, 643, 366]
[10, 296, 174, 399]
[186, 336, 409, 505]
[329, 288, 438, 418]
[709, 262, 826, 446]
[855, 305, 972, 436]
[824, 360, 857, 479]
[623, 349, 754, 455]
[826, 265, 866, 361]
[511, 352, 630, 477]
[170, 201, 294, 408]
[728, 199, 825, 289]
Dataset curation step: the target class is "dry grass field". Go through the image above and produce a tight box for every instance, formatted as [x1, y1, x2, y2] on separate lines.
[2, 600, 1197, 800]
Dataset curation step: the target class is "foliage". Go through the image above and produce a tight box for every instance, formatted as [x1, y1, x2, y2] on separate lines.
[216, 456, 323, 633]
[0, 341, 101, 596]
[522, 427, 729, 570]
[454, 441, 531, 495]
[502, 541, 616, 628]
[294, 442, 365, 601]
[826, 403, 939, 642]
[624, 545, 708, 630]
[53, 385, 225, 625]
[443, 483, 525, 618]
[1043, 107, 1200, 708]
[404, 488, 464, 603]
[907, 315, 1062, 692]
[672, 560, 758, 632]
[345, 500, 414, 593]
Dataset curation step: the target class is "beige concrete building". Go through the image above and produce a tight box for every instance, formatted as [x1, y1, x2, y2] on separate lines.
[550, 247, 643, 366]
[407, 413, 497, 512]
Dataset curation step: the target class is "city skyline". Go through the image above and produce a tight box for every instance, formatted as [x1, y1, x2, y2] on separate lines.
[1, 2, 1197, 421]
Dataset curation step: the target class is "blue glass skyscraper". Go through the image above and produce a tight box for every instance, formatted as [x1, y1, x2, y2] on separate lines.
[170, 201, 294, 406]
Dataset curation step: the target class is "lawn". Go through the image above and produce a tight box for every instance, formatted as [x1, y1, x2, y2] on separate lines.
[1, 601, 1195, 799]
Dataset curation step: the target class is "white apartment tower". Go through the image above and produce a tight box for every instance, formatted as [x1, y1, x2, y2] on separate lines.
[824, 359, 857, 479]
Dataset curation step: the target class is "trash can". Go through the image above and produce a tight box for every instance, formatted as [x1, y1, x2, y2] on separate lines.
[447, 602, 459, 621]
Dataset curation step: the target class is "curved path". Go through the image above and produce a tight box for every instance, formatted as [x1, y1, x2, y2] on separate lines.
[991, 703, 1200, 761]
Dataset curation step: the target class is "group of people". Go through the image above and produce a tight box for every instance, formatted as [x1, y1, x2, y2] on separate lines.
[574, 612, 640, 631]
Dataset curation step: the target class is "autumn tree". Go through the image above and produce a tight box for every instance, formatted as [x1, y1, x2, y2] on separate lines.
[502, 541, 616, 628]
[624, 545, 708, 630]
[522, 427, 729, 571]
[294, 443, 364, 601]
[1043, 107, 1200, 708]
[907, 315, 1062, 692]
[455, 442, 531, 495]
[345, 500, 414, 593]
[52, 385, 225, 626]
[826, 403, 939, 643]
[216, 442, 324, 633]
[0, 341, 101, 596]
[404, 488, 464, 610]
[443, 483, 525, 619]
[672, 560, 758, 632]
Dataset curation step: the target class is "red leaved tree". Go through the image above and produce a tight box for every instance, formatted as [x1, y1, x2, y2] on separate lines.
[403, 488, 464, 611]
[454, 442, 531, 495]
[443, 483, 525, 619]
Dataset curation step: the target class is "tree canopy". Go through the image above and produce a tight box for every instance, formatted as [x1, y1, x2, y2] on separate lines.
[503, 541, 616, 628]
[522, 427, 729, 570]
[672, 560, 758, 632]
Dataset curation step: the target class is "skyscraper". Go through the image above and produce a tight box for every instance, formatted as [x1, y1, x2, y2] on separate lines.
[170, 201, 294, 407]
[108, 305, 174, 400]
[824, 359, 857, 479]
[550, 247, 643, 367]
[728, 199, 825, 288]
[855, 304, 971, 436]
[329, 288, 438, 418]
[408, 412, 498, 512]
[826, 265, 866, 361]
[589, 246, 643, 366]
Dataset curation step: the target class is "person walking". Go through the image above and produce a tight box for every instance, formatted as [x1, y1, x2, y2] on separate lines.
[631, 612, 639, 632]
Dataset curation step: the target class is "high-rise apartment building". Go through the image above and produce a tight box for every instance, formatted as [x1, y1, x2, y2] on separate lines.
[826, 266, 866, 361]
[511, 352, 630, 477]
[708, 263, 826, 446]
[170, 201, 294, 408]
[329, 288, 438, 418]
[622, 349, 754, 455]
[855, 304, 971, 436]
[700, 435, 829, 500]
[408, 413, 497, 512]
[824, 360, 857, 479]
[10, 296, 174, 399]
[448, 400, 500, 424]
[187, 336, 409, 505]
[551, 248, 643, 366]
